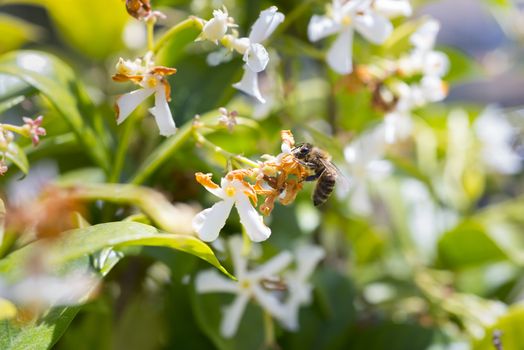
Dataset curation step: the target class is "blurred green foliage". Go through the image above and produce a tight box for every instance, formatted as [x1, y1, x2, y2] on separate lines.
[0, 0, 523, 349]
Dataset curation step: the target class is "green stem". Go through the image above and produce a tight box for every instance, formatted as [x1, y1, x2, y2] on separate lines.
[1, 124, 27, 137]
[130, 120, 194, 185]
[193, 131, 259, 168]
[109, 115, 136, 183]
[146, 19, 155, 52]
[153, 17, 203, 54]
[263, 310, 276, 348]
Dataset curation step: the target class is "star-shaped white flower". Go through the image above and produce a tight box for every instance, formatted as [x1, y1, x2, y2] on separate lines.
[195, 236, 292, 337]
[344, 127, 393, 214]
[474, 107, 522, 174]
[192, 173, 271, 242]
[232, 6, 285, 103]
[280, 244, 325, 330]
[112, 53, 177, 136]
[308, 0, 410, 74]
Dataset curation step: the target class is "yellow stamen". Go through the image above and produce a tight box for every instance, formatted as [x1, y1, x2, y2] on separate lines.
[225, 186, 236, 197]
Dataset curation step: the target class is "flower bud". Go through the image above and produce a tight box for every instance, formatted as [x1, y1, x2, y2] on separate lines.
[202, 9, 230, 43]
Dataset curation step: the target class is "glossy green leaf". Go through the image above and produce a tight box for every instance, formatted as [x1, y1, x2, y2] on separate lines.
[473, 304, 524, 350]
[438, 221, 509, 269]
[3, 0, 128, 59]
[0, 50, 110, 171]
[5, 142, 29, 174]
[281, 269, 357, 350]
[60, 182, 195, 235]
[0, 73, 34, 103]
[7, 222, 230, 279]
[0, 14, 41, 54]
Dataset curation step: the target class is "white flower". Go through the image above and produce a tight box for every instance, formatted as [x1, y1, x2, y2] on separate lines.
[112, 54, 177, 137]
[232, 6, 285, 103]
[382, 19, 449, 143]
[474, 107, 522, 174]
[373, 0, 412, 18]
[308, 0, 409, 74]
[344, 127, 393, 214]
[201, 7, 236, 43]
[0, 271, 99, 310]
[192, 173, 271, 242]
[280, 244, 324, 330]
[195, 236, 292, 337]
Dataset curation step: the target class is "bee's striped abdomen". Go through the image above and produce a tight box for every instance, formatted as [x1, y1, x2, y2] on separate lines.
[313, 171, 337, 206]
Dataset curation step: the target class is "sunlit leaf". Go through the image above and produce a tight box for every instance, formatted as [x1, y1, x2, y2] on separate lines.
[3, 0, 128, 59]
[0, 14, 42, 54]
[0, 50, 110, 171]
[5, 142, 29, 175]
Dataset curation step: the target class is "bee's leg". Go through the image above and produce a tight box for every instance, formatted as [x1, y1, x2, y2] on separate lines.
[304, 169, 324, 182]
[304, 173, 320, 182]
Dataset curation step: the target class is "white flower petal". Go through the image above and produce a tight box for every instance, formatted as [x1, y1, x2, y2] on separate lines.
[327, 27, 354, 74]
[232, 66, 266, 103]
[195, 269, 238, 294]
[373, 0, 412, 18]
[228, 235, 248, 278]
[354, 12, 392, 44]
[384, 111, 413, 143]
[411, 19, 440, 51]
[349, 182, 373, 215]
[149, 89, 177, 136]
[294, 245, 325, 281]
[307, 15, 341, 42]
[244, 43, 269, 73]
[249, 251, 292, 279]
[116, 88, 155, 124]
[235, 195, 271, 242]
[220, 293, 250, 338]
[249, 6, 285, 43]
[192, 200, 234, 242]
[420, 75, 447, 103]
[279, 298, 301, 330]
[252, 284, 286, 319]
[423, 51, 449, 77]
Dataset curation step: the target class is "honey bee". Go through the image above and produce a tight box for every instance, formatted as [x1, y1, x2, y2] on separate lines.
[292, 143, 341, 206]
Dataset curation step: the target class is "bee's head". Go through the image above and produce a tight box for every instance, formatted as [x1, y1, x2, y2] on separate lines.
[292, 143, 313, 159]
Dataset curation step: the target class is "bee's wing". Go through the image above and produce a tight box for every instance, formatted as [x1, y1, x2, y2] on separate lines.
[318, 158, 350, 193]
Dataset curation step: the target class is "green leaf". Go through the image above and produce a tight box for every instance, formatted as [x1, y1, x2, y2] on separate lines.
[3, 0, 128, 59]
[5, 142, 29, 174]
[0, 254, 97, 350]
[281, 269, 357, 350]
[0, 221, 232, 349]
[0, 222, 232, 280]
[473, 304, 524, 350]
[60, 182, 195, 235]
[0, 14, 42, 54]
[438, 221, 509, 269]
[0, 73, 34, 103]
[0, 50, 110, 171]
[346, 322, 435, 350]
[442, 47, 482, 83]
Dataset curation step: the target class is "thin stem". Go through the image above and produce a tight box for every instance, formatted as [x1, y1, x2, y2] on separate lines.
[109, 115, 136, 183]
[146, 19, 156, 52]
[1, 124, 27, 137]
[193, 131, 259, 168]
[153, 17, 203, 54]
[263, 310, 276, 348]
